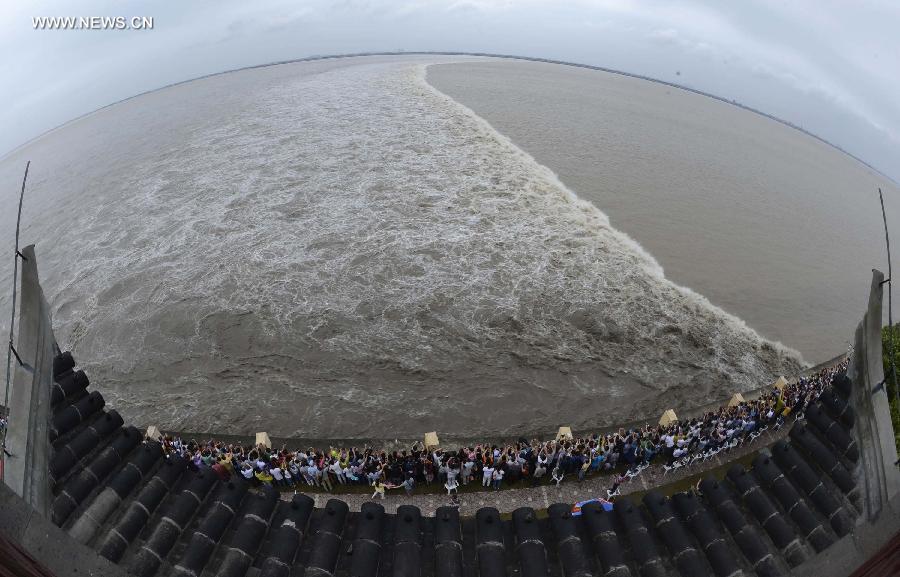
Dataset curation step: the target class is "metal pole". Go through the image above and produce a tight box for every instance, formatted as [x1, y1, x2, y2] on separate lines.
[3, 161, 30, 420]
[878, 188, 897, 404]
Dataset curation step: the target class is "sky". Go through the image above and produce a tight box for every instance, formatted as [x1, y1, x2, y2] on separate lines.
[0, 0, 898, 182]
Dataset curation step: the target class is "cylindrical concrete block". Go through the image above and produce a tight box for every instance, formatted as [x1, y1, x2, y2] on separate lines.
[53, 351, 75, 379]
[615, 497, 665, 577]
[751, 454, 834, 553]
[259, 559, 291, 577]
[511, 507, 550, 577]
[347, 502, 385, 577]
[818, 386, 855, 427]
[475, 507, 506, 577]
[51, 390, 104, 440]
[789, 423, 854, 494]
[805, 403, 858, 462]
[642, 491, 710, 577]
[581, 501, 630, 577]
[51, 369, 89, 405]
[51, 410, 125, 480]
[96, 455, 187, 562]
[84, 425, 142, 484]
[547, 503, 591, 577]
[259, 497, 313, 577]
[832, 373, 851, 399]
[259, 493, 315, 577]
[68, 486, 123, 544]
[218, 486, 280, 577]
[67, 441, 163, 544]
[304, 498, 349, 577]
[51, 426, 142, 526]
[771, 441, 852, 536]
[699, 478, 780, 577]
[129, 469, 219, 577]
[172, 480, 249, 576]
[726, 464, 806, 567]
[107, 441, 163, 498]
[435, 506, 464, 577]
[672, 492, 741, 577]
[230, 485, 279, 553]
[393, 505, 422, 577]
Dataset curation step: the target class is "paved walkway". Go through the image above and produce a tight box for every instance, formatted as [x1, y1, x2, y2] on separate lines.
[280, 424, 790, 516]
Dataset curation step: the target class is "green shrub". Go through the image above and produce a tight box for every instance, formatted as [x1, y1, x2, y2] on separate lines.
[880, 325, 900, 454]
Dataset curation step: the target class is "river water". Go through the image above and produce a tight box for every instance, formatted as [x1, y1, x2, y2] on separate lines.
[2, 55, 888, 439]
[428, 59, 900, 364]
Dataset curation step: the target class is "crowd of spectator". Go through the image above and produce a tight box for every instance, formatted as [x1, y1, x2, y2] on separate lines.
[153, 360, 847, 496]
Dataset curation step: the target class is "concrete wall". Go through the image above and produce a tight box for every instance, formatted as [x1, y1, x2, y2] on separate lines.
[0, 246, 128, 576]
[0, 480, 128, 577]
[847, 269, 900, 521]
[3, 245, 53, 516]
[794, 269, 900, 577]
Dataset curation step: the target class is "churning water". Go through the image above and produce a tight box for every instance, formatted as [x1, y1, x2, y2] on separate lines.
[0, 55, 847, 438]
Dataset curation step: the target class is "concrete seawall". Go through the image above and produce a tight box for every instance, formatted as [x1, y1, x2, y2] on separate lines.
[3, 245, 53, 516]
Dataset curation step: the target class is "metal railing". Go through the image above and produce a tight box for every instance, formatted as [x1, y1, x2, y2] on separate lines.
[1, 161, 30, 479]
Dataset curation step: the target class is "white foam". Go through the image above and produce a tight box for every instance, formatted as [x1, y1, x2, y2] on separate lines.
[0, 57, 803, 437]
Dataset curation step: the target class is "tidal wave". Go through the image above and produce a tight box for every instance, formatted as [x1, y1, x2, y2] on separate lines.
[1, 57, 801, 438]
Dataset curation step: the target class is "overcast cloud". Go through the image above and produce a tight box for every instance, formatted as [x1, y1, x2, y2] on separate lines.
[1, 0, 898, 181]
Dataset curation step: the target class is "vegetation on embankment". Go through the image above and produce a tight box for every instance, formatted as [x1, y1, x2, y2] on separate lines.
[880, 325, 900, 454]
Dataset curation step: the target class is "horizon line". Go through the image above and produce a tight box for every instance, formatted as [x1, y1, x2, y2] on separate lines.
[1, 50, 897, 187]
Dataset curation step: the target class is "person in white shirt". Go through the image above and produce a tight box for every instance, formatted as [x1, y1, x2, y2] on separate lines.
[492, 468, 504, 490]
[330, 460, 345, 484]
[462, 461, 475, 485]
[270, 466, 284, 486]
[306, 465, 319, 487]
[482, 465, 495, 487]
